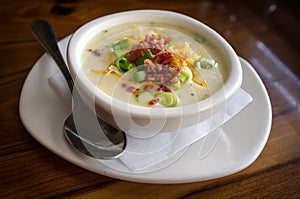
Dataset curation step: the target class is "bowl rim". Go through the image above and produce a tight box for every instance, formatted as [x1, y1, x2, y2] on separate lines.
[67, 9, 242, 118]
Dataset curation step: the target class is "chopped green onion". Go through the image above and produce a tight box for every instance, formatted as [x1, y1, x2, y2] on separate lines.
[114, 49, 125, 57]
[112, 39, 130, 50]
[155, 92, 178, 107]
[137, 90, 154, 104]
[195, 36, 205, 43]
[167, 41, 173, 48]
[133, 70, 146, 82]
[195, 57, 217, 69]
[114, 56, 132, 72]
[135, 51, 152, 66]
[136, 64, 145, 71]
[179, 70, 190, 83]
[172, 80, 181, 90]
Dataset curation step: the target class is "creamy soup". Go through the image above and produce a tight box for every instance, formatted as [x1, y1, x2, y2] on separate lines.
[82, 22, 225, 107]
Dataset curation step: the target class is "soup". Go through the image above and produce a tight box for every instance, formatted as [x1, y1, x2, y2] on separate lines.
[82, 22, 225, 107]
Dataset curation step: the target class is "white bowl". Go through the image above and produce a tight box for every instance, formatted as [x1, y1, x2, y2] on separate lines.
[67, 10, 242, 138]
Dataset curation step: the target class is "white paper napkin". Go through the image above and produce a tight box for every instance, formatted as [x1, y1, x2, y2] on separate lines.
[49, 73, 253, 171]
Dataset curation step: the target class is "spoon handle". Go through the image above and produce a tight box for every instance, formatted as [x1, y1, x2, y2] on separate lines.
[30, 20, 74, 92]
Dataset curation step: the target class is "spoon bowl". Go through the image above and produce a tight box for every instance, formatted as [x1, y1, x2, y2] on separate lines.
[30, 19, 126, 159]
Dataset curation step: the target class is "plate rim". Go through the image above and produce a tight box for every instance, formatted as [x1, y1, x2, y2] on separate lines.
[19, 36, 272, 184]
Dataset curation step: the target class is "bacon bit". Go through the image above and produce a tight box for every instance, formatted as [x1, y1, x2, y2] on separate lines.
[170, 76, 178, 83]
[164, 87, 173, 92]
[126, 86, 136, 93]
[175, 68, 181, 75]
[153, 52, 173, 64]
[87, 48, 101, 56]
[143, 83, 154, 91]
[125, 49, 144, 63]
[157, 85, 172, 92]
[148, 98, 159, 105]
[125, 34, 171, 63]
[164, 36, 172, 44]
[125, 87, 140, 97]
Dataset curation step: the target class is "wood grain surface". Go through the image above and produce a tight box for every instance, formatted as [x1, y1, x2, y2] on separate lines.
[0, 0, 299, 198]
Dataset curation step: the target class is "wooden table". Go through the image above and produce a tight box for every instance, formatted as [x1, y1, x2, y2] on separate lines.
[1, 0, 299, 198]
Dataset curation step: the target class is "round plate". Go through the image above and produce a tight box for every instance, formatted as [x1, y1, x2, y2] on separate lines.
[19, 36, 271, 184]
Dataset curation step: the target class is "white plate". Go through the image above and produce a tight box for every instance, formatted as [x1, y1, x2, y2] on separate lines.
[19, 36, 272, 184]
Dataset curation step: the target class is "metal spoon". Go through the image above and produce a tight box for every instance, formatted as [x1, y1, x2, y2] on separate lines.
[30, 20, 126, 159]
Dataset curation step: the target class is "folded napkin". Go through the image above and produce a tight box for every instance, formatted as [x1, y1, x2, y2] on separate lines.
[49, 73, 253, 171]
